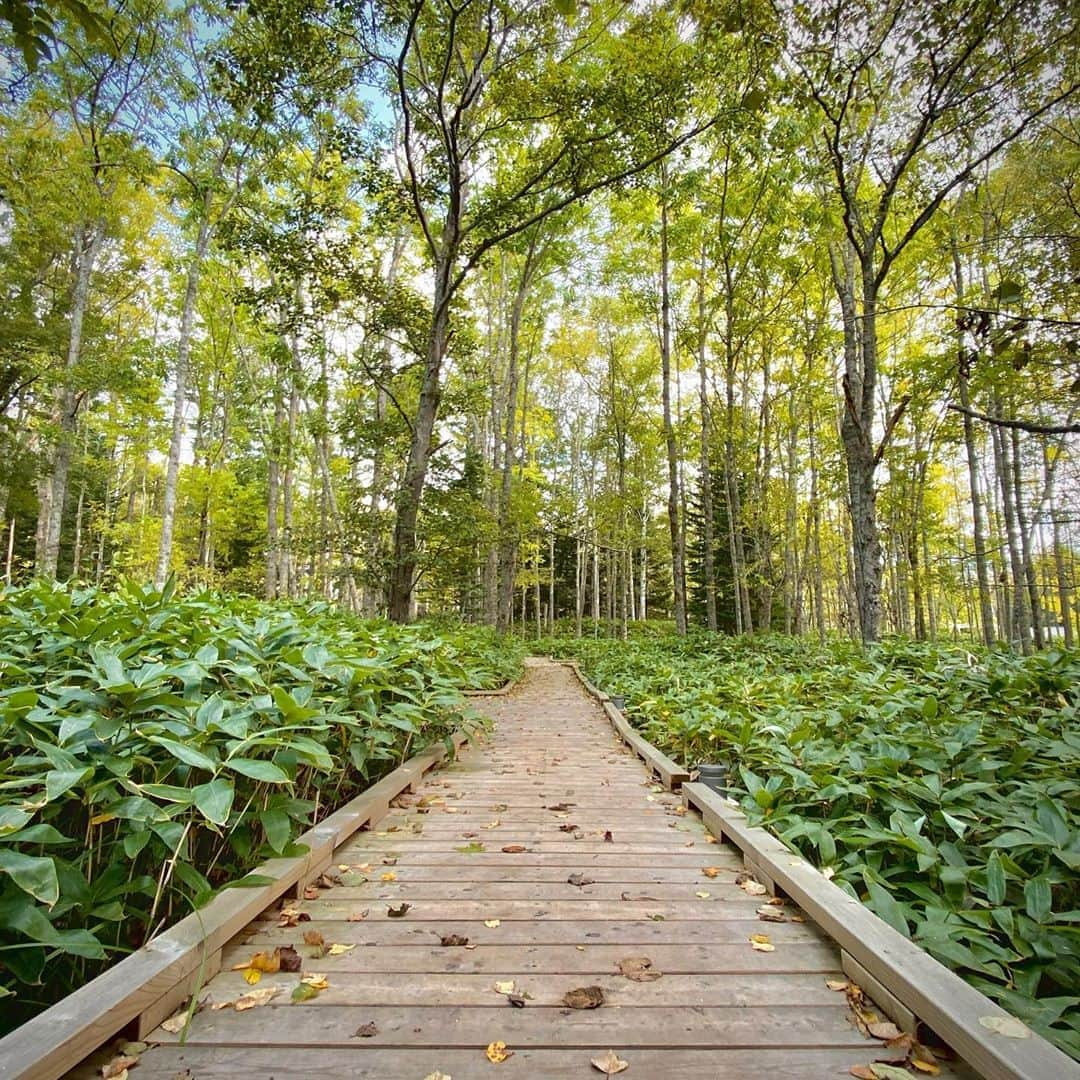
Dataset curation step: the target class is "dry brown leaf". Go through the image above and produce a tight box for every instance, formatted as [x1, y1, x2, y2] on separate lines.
[756, 905, 786, 922]
[603, 830, 613, 842]
[278, 945, 301, 972]
[277, 907, 310, 928]
[353, 1021, 378, 1038]
[849, 1067, 876, 1080]
[616, 956, 662, 982]
[703, 833, 717, 843]
[102, 1054, 139, 1078]
[701, 866, 723, 878]
[867, 1020, 903, 1041]
[160, 1012, 189, 1033]
[347, 909, 369, 922]
[440, 933, 469, 946]
[485, 1041, 512, 1063]
[568, 873, 595, 887]
[563, 985, 605, 1009]
[234, 986, 280, 1011]
[303, 930, 325, 949]
[387, 903, 411, 918]
[591, 1049, 630, 1075]
[825, 979, 849, 992]
[501, 844, 528, 853]
[484, 819, 502, 829]
[737, 878, 768, 896]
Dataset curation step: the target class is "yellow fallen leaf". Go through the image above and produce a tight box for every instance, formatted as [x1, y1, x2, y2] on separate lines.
[243, 968, 261, 985]
[696, 891, 711, 899]
[912, 1062, 940, 1075]
[327, 943, 355, 956]
[423, 1074, 453, 1080]
[337, 864, 351, 871]
[160, 1011, 189, 1033]
[380, 871, 397, 882]
[826, 979, 849, 991]
[576, 945, 586, 951]
[486, 1040, 512, 1063]
[749, 934, 775, 952]
[484, 919, 501, 928]
[494, 980, 515, 994]
[231, 948, 280, 974]
[703, 833, 717, 843]
[301, 973, 329, 990]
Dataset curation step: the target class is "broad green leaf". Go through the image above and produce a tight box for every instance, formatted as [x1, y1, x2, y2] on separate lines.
[985, 852, 1006, 906]
[1023, 878, 1052, 923]
[147, 737, 217, 772]
[866, 880, 909, 938]
[0, 851, 60, 906]
[225, 758, 290, 784]
[192, 779, 234, 825]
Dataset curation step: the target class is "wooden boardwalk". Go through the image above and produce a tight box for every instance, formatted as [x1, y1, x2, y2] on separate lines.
[76, 659, 970, 1078]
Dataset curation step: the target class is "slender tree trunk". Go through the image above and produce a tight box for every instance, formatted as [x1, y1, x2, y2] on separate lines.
[659, 181, 687, 635]
[155, 215, 212, 588]
[992, 401, 1029, 651]
[37, 224, 102, 579]
[1011, 426, 1043, 648]
[697, 254, 717, 631]
[389, 252, 454, 622]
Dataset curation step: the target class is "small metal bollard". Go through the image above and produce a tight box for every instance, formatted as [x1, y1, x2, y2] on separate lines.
[697, 763, 729, 796]
[609, 694, 626, 710]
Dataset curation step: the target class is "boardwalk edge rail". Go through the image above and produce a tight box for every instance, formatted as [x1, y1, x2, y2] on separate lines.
[562, 658, 1080, 1080]
[0, 728, 474, 1080]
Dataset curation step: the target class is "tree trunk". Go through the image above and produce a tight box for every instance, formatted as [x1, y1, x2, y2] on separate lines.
[697, 253, 717, 631]
[388, 254, 454, 622]
[37, 224, 102, 579]
[156, 214, 212, 589]
[659, 182, 687, 635]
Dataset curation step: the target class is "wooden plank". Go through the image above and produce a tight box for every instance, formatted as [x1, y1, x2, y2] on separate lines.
[842, 951, 917, 1035]
[217, 941, 846, 976]
[190, 969, 848, 1008]
[682, 781, 1080, 1080]
[261, 879, 747, 900]
[149, 1002, 876, 1049]
[227, 918, 830, 946]
[70, 1045, 947, 1080]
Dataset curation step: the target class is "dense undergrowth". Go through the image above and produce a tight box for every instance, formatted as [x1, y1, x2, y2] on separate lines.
[541, 630, 1080, 1058]
[0, 581, 523, 1029]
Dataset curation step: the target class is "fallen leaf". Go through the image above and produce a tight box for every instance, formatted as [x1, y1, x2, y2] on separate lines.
[388, 903, 411, 918]
[422, 1073, 452, 1080]
[547, 802, 573, 812]
[242, 968, 261, 985]
[912, 1061, 940, 1075]
[353, 1022, 378, 1038]
[869, 1066, 916, 1080]
[701, 866, 723, 878]
[301, 972, 329, 989]
[231, 948, 280, 974]
[647, 913, 665, 921]
[382, 857, 398, 865]
[440, 933, 469, 946]
[603, 830, 613, 842]
[737, 878, 768, 896]
[484, 820, 502, 829]
[234, 986, 280, 1011]
[696, 891, 711, 899]
[849, 1067, 876, 1080]
[278, 907, 310, 927]
[278, 945, 302, 972]
[558, 823, 580, 832]
[501, 844, 528, 853]
[484, 919, 501, 928]
[302, 930, 325, 949]
[355, 862, 372, 872]
[567, 873, 595, 887]
[380, 871, 397, 882]
[749, 934, 775, 952]
[102, 1054, 139, 1078]
[756, 905, 786, 922]
[160, 1012, 189, 1033]
[563, 985, 605, 1009]
[318, 872, 341, 888]
[486, 1041, 512, 1063]
[868, 1020, 902, 1041]
[456, 842, 484, 853]
[825, 979, 849, 992]
[703, 833, 717, 843]
[616, 956, 662, 982]
[347, 910, 369, 922]
[674, 806, 688, 816]
[290, 983, 319, 1003]
[494, 980, 516, 994]
[492, 803, 509, 812]
[444, 806, 459, 813]
[978, 1015, 1030, 1039]
[328, 943, 356, 956]
[591, 1049, 630, 1075]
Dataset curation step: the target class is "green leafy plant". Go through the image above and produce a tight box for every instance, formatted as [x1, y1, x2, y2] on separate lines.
[543, 629, 1079, 1059]
[0, 580, 522, 1028]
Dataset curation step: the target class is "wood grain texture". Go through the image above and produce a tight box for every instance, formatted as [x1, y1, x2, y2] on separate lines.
[68, 659, 970, 1080]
